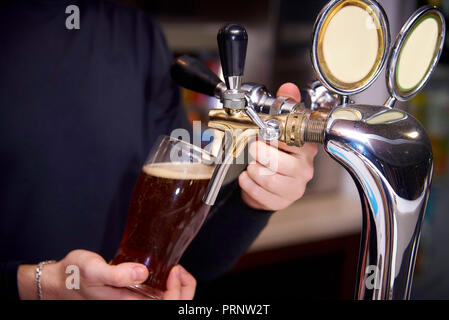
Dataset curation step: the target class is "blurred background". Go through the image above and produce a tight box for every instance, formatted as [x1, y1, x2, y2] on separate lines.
[118, 0, 449, 299]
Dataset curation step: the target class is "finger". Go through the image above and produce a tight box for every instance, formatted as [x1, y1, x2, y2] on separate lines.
[239, 171, 291, 211]
[87, 285, 153, 300]
[249, 141, 313, 179]
[239, 173, 268, 210]
[83, 255, 149, 288]
[276, 83, 301, 102]
[178, 265, 197, 300]
[277, 142, 319, 159]
[164, 265, 196, 300]
[164, 265, 184, 300]
[164, 265, 181, 300]
[241, 190, 266, 210]
[246, 162, 306, 201]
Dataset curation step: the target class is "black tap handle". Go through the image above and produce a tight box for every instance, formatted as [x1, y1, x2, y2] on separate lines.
[170, 55, 222, 97]
[217, 24, 248, 85]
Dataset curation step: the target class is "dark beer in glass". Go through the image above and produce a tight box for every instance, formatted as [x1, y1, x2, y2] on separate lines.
[111, 136, 215, 299]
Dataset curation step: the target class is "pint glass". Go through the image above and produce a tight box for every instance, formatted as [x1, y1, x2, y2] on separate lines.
[111, 135, 216, 299]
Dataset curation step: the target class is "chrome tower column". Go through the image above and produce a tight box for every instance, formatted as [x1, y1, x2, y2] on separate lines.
[325, 105, 433, 299]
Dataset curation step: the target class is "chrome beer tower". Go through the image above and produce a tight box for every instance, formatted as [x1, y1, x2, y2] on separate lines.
[170, 0, 446, 300]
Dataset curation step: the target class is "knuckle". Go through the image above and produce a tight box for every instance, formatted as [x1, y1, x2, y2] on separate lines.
[303, 167, 314, 182]
[65, 249, 84, 261]
[277, 205, 288, 211]
[295, 185, 306, 200]
[266, 174, 278, 187]
[253, 169, 267, 186]
[258, 200, 271, 211]
[238, 172, 247, 187]
[297, 162, 314, 182]
[307, 165, 315, 181]
[310, 144, 319, 157]
[283, 198, 294, 209]
[266, 155, 280, 172]
[239, 172, 252, 190]
[248, 142, 258, 159]
[275, 200, 291, 211]
[303, 143, 318, 157]
[67, 249, 100, 267]
[246, 164, 257, 178]
[291, 159, 302, 174]
[65, 250, 90, 273]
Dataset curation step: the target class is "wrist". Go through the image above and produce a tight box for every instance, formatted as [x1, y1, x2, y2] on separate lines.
[40, 262, 65, 300]
[17, 262, 64, 300]
[17, 265, 37, 300]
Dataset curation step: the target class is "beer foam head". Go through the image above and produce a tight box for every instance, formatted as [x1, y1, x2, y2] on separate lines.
[143, 162, 214, 180]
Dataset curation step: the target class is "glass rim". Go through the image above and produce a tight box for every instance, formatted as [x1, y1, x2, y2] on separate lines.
[157, 135, 217, 164]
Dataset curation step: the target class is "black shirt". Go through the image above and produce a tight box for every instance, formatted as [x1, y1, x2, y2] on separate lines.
[0, 0, 272, 299]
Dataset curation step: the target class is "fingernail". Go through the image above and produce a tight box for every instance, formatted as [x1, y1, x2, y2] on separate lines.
[173, 265, 181, 277]
[177, 266, 187, 278]
[282, 94, 299, 102]
[132, 266, 147, 281]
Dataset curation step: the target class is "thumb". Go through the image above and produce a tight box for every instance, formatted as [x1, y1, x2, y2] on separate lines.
[85, 255, 149, 287]
[276, 83, 301, 102]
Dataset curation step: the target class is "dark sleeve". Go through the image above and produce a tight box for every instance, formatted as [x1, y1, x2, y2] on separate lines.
[0, 261, 22, 300]
[180, 180, 273, 282]
[146, 20, 274, 281]
[145, 17, 191, 138]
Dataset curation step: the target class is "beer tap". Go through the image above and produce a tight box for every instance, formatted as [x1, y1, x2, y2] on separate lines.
[170, 54, 226, 100]
[170, 0, 445, 301]
[216, 25, 280, 141]
[217, 24, 247, 109]
[171, 23, 339, 116]
[171, 55, 336, 115]
[171, 24, 338, 204]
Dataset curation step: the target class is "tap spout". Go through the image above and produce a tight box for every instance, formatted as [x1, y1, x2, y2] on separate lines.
[206, 103, 432, 300]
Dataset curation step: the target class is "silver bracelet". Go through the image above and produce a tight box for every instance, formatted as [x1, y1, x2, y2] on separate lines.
[35, 260, 56, 300]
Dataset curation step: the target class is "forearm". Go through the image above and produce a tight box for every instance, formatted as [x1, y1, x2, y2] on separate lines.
[17, 262, 64, 300]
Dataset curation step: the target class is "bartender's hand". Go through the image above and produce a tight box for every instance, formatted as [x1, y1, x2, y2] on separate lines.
[239, 83, 318, 211]
[17, 249, 196, 300]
